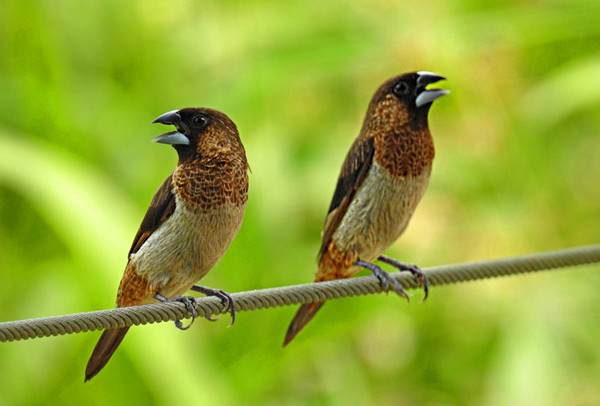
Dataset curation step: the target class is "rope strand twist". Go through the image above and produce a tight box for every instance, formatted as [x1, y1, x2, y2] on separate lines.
[1, 244, 599, 342]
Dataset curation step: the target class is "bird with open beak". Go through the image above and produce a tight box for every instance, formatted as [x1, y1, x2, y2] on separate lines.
[284, 72, 449, 346]
[85, 107, 249, 381]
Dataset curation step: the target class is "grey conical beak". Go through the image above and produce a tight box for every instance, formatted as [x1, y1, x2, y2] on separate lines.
[415, 71, 450, 108]
[152, 110, 189, 145]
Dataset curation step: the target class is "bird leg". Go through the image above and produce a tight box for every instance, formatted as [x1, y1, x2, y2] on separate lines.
[377, 255, 429, 302]
[154, 292, 198, 330]
[191, 285, 236, 326]
[355, 259, 410, 303]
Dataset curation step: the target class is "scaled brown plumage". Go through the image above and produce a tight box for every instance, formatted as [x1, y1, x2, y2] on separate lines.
[284, 72, 449, 346]
[85, 107, 249, 381]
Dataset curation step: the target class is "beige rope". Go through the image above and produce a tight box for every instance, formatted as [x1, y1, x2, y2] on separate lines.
[1, 244, 599, 342]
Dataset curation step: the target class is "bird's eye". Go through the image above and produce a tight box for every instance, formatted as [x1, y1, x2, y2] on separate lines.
[192, 115, 208, 128]
[393, 82, 409, 96]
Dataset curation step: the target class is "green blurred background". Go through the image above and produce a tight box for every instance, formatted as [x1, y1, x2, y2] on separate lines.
[1, 0, 599, 405]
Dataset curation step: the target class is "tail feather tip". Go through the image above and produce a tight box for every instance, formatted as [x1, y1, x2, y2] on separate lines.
[282, 302, 324, 347]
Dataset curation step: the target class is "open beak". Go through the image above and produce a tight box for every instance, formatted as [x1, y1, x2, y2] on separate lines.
[151, 110, 190, 145]
[415, 71, 450, 108]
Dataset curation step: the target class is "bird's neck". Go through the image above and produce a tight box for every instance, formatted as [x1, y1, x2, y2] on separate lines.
[372, 125, 435, 178]
[173, 136, 249, 210]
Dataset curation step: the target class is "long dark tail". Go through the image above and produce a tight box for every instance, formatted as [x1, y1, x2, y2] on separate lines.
[283, 302, 325, 347]
[85, 327, 130, 382]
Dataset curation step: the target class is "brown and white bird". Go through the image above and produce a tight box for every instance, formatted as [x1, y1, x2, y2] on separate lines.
[85, 107, 249, 381]
[284, 72, 448, 346]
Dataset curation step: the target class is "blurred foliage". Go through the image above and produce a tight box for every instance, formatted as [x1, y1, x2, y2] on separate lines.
[0, 0, 599, 405]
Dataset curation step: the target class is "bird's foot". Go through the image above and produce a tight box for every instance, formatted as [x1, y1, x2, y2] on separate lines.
[377, 255, 429, 302]
[154, 292, 198, 330]
[191, 285, 236, 326]
[355, 259, 410, 303]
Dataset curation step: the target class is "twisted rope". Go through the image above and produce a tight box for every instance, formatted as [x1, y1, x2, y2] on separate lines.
[1, 244, 599, 342]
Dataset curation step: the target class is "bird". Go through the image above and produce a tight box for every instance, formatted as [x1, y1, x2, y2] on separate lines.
[283, 71, 449, 346]
[85, 107, 250, 381]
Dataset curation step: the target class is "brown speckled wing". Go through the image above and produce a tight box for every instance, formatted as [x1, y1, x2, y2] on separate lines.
[318, 136, 375, 261]
[128, 175, 176, 256]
